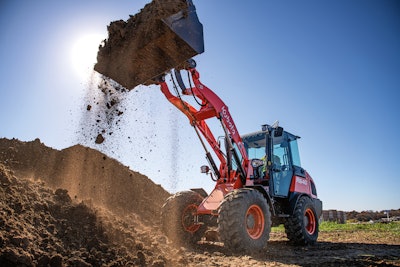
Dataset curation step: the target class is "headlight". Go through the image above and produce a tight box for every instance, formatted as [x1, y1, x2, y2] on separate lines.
[200, 165, 210, 173]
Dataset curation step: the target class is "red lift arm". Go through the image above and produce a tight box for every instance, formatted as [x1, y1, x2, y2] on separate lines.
[158, 64, 249, 188]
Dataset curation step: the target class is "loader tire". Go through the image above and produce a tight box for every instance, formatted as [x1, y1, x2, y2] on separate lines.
[218, 189, 271, 253]
[284, 196, 319, 245]
[161, 191, 205, 247]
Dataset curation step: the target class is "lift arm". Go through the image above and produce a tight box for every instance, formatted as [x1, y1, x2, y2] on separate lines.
[158, 63, 249, 184]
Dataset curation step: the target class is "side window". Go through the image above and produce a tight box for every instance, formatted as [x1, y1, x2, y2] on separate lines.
[289, 139, 301, 167]
[273, 143, 289, 168]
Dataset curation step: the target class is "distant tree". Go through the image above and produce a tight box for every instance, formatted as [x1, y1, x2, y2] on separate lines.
[346, 208, 400, 222]
[346, 211, 358, 220]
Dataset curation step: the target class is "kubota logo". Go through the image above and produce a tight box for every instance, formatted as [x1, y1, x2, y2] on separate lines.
[221, 106, 236, 136]
[296, 177, 308, 186]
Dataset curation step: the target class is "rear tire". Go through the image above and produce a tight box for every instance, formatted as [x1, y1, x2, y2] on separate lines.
[161, 191, 205, 247]
[284, 196, 319, 245]
[218, 189, 271, 253]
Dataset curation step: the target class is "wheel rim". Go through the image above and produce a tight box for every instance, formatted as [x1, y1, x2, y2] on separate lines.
[182, 204, 200, 233]
[246, 204, 265, 239]
[304, 208, 316, 235]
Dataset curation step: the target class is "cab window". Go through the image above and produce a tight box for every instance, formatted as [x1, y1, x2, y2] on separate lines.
[247, 146, 265, 159]
[289, 139, 301, 167]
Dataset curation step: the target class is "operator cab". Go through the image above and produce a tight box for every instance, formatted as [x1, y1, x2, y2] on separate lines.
[242, 125, 303, 198]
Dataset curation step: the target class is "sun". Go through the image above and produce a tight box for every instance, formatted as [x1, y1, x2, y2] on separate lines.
[70, 33, 105, 79]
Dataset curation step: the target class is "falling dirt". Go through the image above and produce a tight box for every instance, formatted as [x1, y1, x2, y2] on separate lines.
[95, 134, 105, 144]
[1, 137, 399, 266]
[78, 74, 129, 145]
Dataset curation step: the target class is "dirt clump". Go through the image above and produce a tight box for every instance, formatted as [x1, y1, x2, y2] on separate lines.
[94, 0, 202, 89]
[95, 133, 105, 144]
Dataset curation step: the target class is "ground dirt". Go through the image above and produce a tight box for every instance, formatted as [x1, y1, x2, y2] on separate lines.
[94, 0, 200, 89]
[1, 137, 399, 266]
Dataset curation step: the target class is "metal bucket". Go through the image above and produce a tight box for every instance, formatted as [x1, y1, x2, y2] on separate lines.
[94, 0, 204, 89]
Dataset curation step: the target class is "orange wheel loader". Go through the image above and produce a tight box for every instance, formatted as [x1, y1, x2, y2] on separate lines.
[95, 0, 322, 254]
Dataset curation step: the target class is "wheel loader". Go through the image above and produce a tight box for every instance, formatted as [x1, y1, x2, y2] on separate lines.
[95, 0, 322, 253]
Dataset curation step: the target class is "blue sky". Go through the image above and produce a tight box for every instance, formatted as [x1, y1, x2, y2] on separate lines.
[0, 0, 399, 212]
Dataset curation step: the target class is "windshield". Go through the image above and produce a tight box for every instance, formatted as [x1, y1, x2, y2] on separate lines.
[248, 147, 265, 159]
[242, 132, 267, 160]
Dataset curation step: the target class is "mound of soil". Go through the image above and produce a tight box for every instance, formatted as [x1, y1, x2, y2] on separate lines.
[94, 0, 203, 89]
[0, 138, 170, 224]
[0, 163, 185, 266]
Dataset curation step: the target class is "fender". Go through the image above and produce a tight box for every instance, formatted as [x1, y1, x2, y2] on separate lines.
[246, 185, 276, 216]
[288, 192, 304, 215]
[288, 193, 323, 219]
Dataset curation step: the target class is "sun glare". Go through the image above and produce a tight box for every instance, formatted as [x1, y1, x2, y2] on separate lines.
[70, 34, 105, 79]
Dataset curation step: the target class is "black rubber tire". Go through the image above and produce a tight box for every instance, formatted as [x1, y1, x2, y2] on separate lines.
[161, 191, 205, 247]
[284, 196, 319, 245]
[218, 189, 271, 253]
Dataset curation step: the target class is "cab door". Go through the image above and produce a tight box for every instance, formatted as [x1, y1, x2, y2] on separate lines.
[271, 133, 293, 197]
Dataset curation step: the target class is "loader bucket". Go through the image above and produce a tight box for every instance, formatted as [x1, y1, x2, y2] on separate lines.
[94, 0, 204, 90]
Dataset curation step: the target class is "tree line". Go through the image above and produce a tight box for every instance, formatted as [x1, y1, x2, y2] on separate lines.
[346, 209, 400, 222]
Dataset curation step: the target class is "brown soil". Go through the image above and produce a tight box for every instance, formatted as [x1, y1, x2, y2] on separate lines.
[94, 0, 201, 89]
[0, 138, 169, 224]
[1, 138, 399, 267]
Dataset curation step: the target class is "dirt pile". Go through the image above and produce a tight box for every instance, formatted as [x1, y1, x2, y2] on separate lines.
[0, 138, 170, 224]
[0, 163, 183, 266]
[94, 0, 203, 89]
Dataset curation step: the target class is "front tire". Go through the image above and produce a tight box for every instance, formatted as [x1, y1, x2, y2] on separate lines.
[161, 191, 205, 247]
[284, 196, 319, 245]
[218, 189, 271, 253]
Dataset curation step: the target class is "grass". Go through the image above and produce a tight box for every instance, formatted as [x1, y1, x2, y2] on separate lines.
[271, 224, 285, 233]
[271, 221, 400, 244]
[272, 221, 400, 236]
[320, 221, 400, 233]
